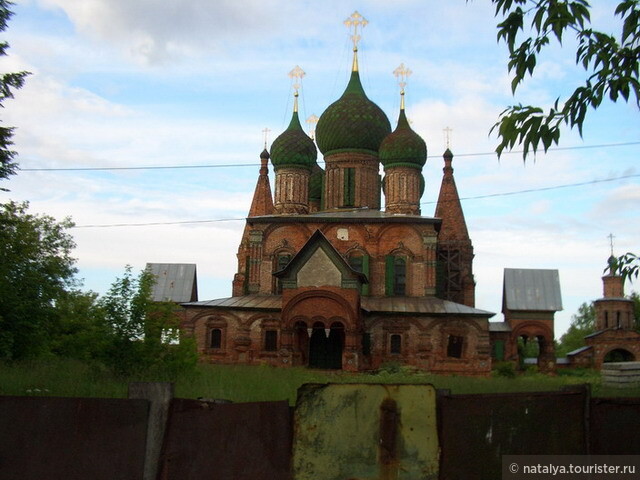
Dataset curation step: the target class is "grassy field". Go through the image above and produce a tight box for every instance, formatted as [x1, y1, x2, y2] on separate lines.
[1, 359, 639, 404]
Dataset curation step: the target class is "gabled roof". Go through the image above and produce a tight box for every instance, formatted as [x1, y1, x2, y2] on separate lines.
[146, 263, 198, 303]
[503, 268, 562, 312]
[273, 229, 367, 289]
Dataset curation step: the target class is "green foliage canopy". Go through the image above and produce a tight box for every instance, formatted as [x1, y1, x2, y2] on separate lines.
[98, 266, 196, 378]
[485, 0, 640, 159]
[556, 301, 595, 356]
[0, 201, 78, 360]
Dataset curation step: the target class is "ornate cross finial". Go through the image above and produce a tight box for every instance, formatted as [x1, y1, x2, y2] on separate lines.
[443, 126, 453, 149]
[393, 63, 412, 92]
[306, 114, 319, 140]
[288, 65, 305, 113]
[288, 65, 306, 93]
[393, 63, 412, 110]
[344, 11, 367, 72]
[608, 233, 616, 256]
[262, 127, 271, 149]
[344, 11, 368, 50]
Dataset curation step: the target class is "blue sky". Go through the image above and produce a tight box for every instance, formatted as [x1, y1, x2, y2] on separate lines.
[1, 0, 638, 337]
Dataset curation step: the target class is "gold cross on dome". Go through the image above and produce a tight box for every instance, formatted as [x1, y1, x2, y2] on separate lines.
[608, 233, 615, 256]
[306, 114, 319, 139]
[288, 65, 306, 93]
[344, 11, 368, 49]
[393, 63, 412, 92]
[443, 126, 453, 149]
[262, 127, 271, 148]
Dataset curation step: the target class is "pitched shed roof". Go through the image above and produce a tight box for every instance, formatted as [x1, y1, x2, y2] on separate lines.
[503, 268, 563, 312]
[146, 263, 198, 303]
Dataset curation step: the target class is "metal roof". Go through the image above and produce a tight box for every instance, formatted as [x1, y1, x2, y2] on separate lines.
[184, 294, 494, 317]
[503, 268, 563, 312]
[146, 263, 198, 303]
[488, 322, 511, 332]
[566, 345, 592, 356]
[362, 296, 494, 317]
[182, 295, 282, 310]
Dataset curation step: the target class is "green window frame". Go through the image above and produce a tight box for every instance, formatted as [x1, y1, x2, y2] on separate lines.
[348, 253, 370, 295]
[385, 255, 406, 296]
[343, 167, 355, 207]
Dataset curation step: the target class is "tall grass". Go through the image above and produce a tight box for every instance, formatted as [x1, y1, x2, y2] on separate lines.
[1, 359, 639, 404]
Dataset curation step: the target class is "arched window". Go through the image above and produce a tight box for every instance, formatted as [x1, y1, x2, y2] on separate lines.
[390, 334, 402, 354]
[210, 328, 222, 349]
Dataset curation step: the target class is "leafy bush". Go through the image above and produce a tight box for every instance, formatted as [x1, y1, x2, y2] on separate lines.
[493, 361, 516, 378]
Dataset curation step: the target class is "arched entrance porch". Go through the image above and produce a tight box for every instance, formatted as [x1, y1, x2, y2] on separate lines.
[293, 319, 345, 369]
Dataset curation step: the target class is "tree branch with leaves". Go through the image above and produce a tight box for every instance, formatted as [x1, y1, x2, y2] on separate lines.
[483, 0, 640, 159]
[0, 0, 29, 188]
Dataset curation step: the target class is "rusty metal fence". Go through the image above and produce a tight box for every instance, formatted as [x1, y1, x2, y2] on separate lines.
[0, 396, 149, 480]
[0, 386, 638, 480]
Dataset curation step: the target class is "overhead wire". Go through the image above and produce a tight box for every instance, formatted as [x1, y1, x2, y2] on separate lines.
[19, 140, 640, 172]
[71, 172, 639, 229]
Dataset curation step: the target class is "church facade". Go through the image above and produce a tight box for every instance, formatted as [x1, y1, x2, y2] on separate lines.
[177, 14, 564, 375]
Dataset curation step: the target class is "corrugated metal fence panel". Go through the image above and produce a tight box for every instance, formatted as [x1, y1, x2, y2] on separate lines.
[438, 390, 587, 480]
[590, 397, 640, 454]
[158, 399, 292, 480]
[0, 396, 149, 480]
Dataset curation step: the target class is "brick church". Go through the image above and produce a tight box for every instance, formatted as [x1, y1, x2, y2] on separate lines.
[172, 13, 570, 375]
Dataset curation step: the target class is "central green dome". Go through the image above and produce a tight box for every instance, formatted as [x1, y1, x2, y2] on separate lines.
[315, 70, 391, 155]
[270, 110, 317, 171]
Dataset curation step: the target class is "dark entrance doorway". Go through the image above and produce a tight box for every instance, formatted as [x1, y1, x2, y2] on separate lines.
[309, 322, 344, 369]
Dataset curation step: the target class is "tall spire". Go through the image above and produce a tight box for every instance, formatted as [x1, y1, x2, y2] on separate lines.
[435, 149, 475, 306]
[344, 11, 367, 72]
[435, 150, 469, 239]
[248, 148, 274, 217]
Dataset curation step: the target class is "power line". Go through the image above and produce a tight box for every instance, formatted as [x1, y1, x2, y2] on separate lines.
[20, 140, 640, 172]
[73, 217, 245, 229]
[421, 173, 640, 205]
[72, 173, 639, 228]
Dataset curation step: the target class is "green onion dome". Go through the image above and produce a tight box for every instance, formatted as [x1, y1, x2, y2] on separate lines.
[270, 110, 317, 171]
[309, 162, 324, 202]
[315, 70, 391, 156]
[379, 108, 427, 169]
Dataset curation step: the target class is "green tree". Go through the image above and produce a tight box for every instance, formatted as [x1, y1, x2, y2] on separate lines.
[0, 0, 30, 188]
[556, 301, 595, 356]
[485, 0, 639, 159]
[98, 266, 196, 377]
[630, 291, 640, 331]
[0, 201, 78, 360]
[610, 252, 639, 284]
[49, 290, 109, 361]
